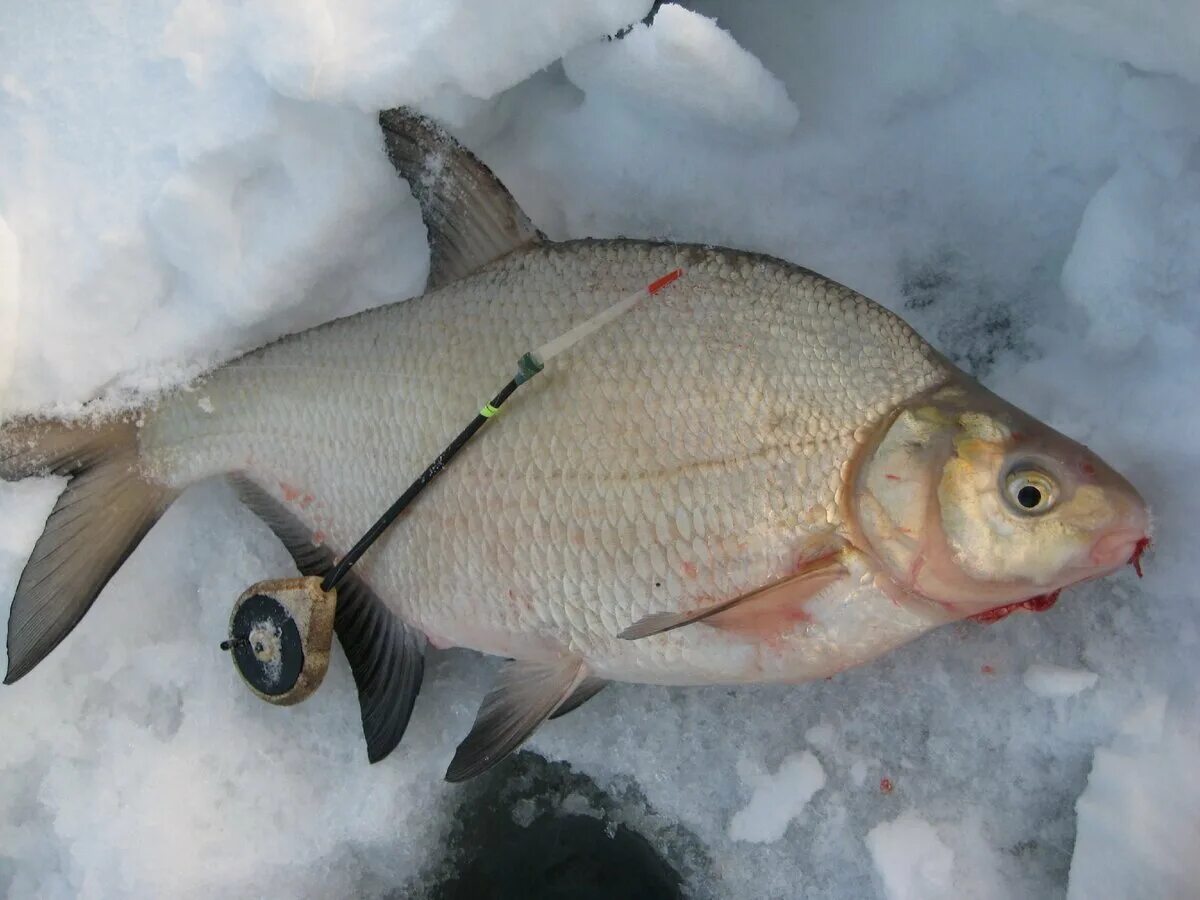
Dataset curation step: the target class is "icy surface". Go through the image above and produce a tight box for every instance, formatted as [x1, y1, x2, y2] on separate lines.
[1023, 664, 1100, 699]
[2, 0, 1199, 897]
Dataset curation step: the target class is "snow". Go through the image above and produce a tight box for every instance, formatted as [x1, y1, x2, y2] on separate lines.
[2, 0, 1199, 897]
[866, 812, 955, 900]
[996, 0, 1200, 84]
[562, 4, 799, 137]
[1023, 664, 1100, 699]
[1068, 696, 1200, 899]
[1061, 76, 1200, 355]
[728, 751, 826, 843]
[0, 215, 18, 413]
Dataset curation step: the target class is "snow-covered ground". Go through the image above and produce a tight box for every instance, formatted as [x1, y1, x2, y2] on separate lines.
[2, 1, 1198, 897]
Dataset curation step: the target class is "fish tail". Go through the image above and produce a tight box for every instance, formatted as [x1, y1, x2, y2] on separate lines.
[1, 412, 174, 684]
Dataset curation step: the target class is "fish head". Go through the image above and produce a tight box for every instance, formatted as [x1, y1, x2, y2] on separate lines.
[848, 378, 1150, 617]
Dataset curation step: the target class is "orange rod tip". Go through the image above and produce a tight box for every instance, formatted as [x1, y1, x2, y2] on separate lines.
[647, 268, 684, 295]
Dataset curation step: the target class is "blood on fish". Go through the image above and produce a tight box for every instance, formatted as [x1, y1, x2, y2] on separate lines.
[981, 664, 995, 675]
[1080, 461, 1096, 477]
[884, 474, 901, 481]
[279, 481, 302, 502]
[880, 777, 893, 794]
[972, 603, 1019, 624]
[312, 530, 326, 545]
[969, 589, 1062, 624]
[783, 607, 812, 625]
[681, 561, 698, 579]
[1023, 592, 1060, 612]
[1129, 537, 1150, 577]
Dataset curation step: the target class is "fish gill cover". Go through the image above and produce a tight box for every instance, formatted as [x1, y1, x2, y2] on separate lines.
[0, 1, 1197, 897]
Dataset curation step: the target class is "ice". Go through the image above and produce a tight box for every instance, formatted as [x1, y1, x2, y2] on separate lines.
[866, 812, 955, 900]
[1023, 664, 1100, 699]
[2, 0, 1199, 897]
[728, 751, 826, 843]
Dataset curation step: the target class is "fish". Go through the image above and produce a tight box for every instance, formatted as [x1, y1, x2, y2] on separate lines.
[0, 109, 1151, 780]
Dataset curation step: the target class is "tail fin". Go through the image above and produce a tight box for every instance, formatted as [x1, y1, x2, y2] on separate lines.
[0, 415, 173, 684]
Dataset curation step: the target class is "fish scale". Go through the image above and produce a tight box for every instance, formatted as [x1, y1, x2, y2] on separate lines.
[2, 110, 1144, 777]
[139, 239, 949, 683]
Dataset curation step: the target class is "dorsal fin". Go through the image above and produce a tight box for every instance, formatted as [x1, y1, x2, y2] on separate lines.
[228, 475, 425, 763]
[379, 108, 543, 292]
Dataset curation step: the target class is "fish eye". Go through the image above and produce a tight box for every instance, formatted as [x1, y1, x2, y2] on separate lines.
[1004, 466, 1057, 515]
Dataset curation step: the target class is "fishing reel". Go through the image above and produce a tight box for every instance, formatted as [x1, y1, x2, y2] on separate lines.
[221, 577, 338, 706]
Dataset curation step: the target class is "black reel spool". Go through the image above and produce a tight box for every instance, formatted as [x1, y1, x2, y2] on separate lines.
[222, 577, 337, 706]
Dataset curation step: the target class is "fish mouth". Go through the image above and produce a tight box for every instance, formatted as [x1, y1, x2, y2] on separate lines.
[970, 532, 1150, 625]
[1128, 536, 1151, 578]
[1048, 528, 1150, 595]
[1087, 529, 1151, 577]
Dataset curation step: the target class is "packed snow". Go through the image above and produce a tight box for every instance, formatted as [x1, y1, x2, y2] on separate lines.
[1023, 664, 1100, 699]
[562, 2, 800, 137]
[728, 751, 826, 844]
[866, 812, 956, 900]
[2, 1, 1198, 897]
[1068, 695, 1200, 899]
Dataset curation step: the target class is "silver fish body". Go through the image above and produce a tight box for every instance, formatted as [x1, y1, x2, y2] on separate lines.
[140, 238, 951, 686]
[1, 110, 1148, 776]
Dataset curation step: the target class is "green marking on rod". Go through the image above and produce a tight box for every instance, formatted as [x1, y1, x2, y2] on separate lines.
[515, 351, 544, 385]
[480, 403, 500, 418]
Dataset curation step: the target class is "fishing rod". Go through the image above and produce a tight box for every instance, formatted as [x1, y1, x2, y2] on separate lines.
[221, 268, 684, 704]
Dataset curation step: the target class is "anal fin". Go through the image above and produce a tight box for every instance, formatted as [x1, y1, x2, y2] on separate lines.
[619, 551, 848, 641]
[228, 475, 424, 763]
[445, 657, 587, 782]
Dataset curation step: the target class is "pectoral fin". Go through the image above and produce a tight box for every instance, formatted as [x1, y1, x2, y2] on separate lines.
[445, 657, 587, 782]
[548, 675, 608, 720]
[618, 552, 848, 641]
